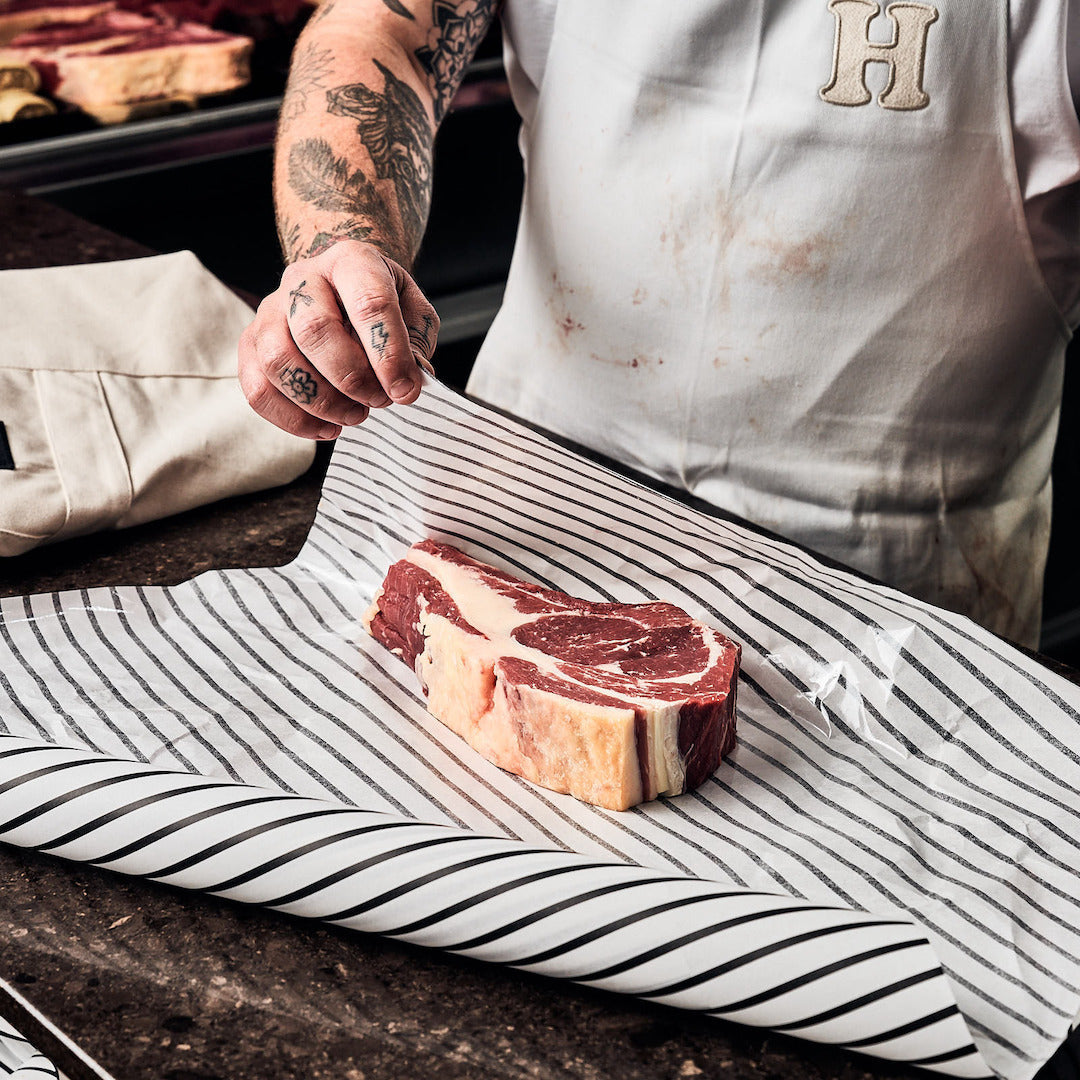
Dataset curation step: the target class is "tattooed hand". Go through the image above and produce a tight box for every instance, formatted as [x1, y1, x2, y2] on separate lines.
[238, 240, 439, 440]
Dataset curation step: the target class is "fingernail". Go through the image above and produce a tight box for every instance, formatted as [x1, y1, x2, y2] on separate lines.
[390, 377, 417, 401]
[370, 391, 392, 408]
[317, 423, 339, 440]
[344, 404, 368, 425]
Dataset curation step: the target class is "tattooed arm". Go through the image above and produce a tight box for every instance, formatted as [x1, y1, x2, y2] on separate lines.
[238, 0, 497, 440]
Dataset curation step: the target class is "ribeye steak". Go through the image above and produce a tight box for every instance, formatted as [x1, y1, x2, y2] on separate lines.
[0, 10, 251, 104]
[0, 0, 116, 45]
[364, 540, 740, 811]
[0, 11, 160, 60]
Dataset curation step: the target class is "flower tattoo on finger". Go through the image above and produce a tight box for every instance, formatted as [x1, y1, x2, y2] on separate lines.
[281, 367, 319, 404]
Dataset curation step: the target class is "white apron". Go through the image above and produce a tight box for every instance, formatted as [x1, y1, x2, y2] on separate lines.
[468, 0, 1072, 647]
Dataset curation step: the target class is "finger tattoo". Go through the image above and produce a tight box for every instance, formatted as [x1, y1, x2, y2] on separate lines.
[370, 321, 390, 356]
[281, 366, 319, 404]
[288, 279, 315, 319]
[407, 313, 434, 354]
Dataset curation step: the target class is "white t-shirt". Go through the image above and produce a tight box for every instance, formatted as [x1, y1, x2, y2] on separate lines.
[471, 0, 1073, 646]
[499, 0, 1080, 327]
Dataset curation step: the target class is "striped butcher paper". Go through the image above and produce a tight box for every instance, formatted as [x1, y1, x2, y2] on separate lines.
[0, 1009, 62, 1080]
[1, 378, 1079, 1080]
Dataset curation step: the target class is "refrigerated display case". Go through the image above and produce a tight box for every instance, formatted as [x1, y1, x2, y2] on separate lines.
[0, 15, 523, 386]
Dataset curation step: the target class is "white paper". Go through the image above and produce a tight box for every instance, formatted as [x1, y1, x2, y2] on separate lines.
[2, 379, 1079, 1080]
[0, 1009, 62, 1080]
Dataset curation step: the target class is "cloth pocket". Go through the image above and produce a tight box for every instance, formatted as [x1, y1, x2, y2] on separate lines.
[0, 251, 315, 556]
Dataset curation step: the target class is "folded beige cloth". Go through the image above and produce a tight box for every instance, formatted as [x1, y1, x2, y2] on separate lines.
[0, 250, 315, 556]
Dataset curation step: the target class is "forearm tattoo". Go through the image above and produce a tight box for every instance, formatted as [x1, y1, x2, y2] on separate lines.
[308, 0, 335, 24]
[278, 209, 376, 262]
[324, 62, 433, 246]
[280, 1, 496, 262]
[277, 214, 303, 262]
[305, 223, 376, 257]
[288, 137, 382, 218]
[280, 40, 334, 126]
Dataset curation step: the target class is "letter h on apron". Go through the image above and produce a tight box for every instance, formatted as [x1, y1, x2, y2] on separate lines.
[820, 0, 938, 110]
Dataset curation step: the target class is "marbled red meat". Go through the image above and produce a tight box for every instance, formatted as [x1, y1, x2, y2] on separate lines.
[0, 9, 250, 102]
[1, 10, 157, 55]
[0, 0, 115, 43]
[364, 540, 740, 810]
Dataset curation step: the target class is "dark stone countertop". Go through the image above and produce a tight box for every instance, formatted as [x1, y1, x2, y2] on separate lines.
[0, 188, 1062, 1080]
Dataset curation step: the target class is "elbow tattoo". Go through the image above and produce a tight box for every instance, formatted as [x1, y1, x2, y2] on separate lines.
[414, 0, 499, 122]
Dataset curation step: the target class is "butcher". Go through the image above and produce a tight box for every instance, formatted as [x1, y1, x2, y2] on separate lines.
[237, 0, 1080, 649]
